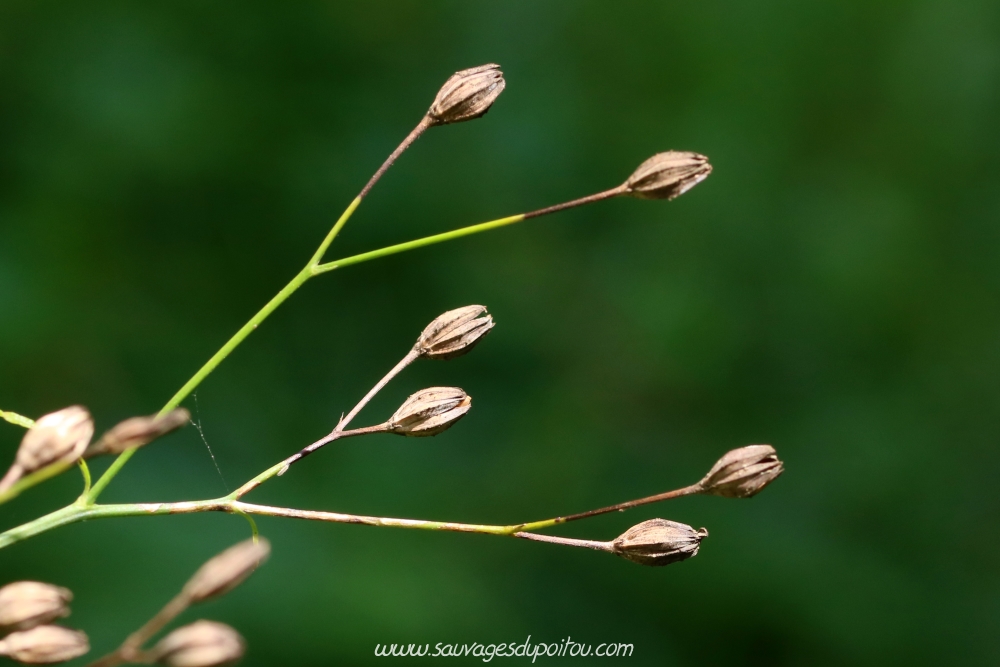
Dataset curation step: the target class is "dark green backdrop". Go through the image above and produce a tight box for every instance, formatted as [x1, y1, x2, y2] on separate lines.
[1, 1, 998, 665]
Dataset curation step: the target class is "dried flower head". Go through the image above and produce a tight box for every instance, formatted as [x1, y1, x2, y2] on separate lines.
[182, 538, 271, 604]
[414, 305, 494, 360]
[427, 64, 505, 125]
[624, 151, 712, 200]
[87, 408, 191, 457]
[388, 387, 471, 437]
[151, 621, 244, 667]
[698, 444, 784, 498]
[0, 582, 72, 633]
[0, 626, 89, 664]
[612, 519, 707, 567]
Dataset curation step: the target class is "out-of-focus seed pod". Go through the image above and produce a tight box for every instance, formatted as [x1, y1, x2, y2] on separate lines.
[87, 408, 190, 457]
[182, 538, 271, 604]
[151, 621, 245, 667]
[0, 625, 89, 664]
[611, 519, 707, 567]
[388, 388, 471, 437]
[0, 407, 93, 493]
[427, 64, 505, 125]
[698, 445, 784, 499]
[413, 306, 494, 360]
[0, 582, 72, 633]
[623, 151, 712, 200]
[15, 407, 93, 473]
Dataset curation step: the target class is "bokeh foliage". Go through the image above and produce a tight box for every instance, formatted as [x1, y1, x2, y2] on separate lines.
[1, 1, 999, 664]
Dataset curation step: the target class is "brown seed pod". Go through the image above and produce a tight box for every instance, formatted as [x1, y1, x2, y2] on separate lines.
[427, 64, 506, 125]
[0, 407, 94, 493]
[151, 621, 244, 667]
[611, 519, 707, 567]
[624, 151, 712, 200]
[87, 408, 191, 457]
[182, 538, 271, 604]
[414, 305, 494, 360]
[698, 445, 784, 498]
[388, 387, 471, 437]
[0, 582, 72, 633]
[15, 407, 93, 474]
[0, 625, 89, 664]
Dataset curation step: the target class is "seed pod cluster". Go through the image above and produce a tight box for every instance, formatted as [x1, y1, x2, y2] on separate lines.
[612, 519, 707, 567]
[388, 388, 471, 437]
[151, 621, 244, 667]
[699, 445, 784, 498]
[624, 151, 712, 200]
[414, 305, 494, 360]
[0, 64, 777, 667]
[427, 64, 505, 125]
[0, 580, 87, 665]
[182, 538, 271, 604]
[87, 408, 190, 457]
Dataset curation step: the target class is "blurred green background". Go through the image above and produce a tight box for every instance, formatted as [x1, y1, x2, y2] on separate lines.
[2, 1, 999, 664]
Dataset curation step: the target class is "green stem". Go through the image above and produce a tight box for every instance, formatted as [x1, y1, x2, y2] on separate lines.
[0, 460, 77, 506]
[156, 265, 315, 417]
[0, 410, 34, 429]
[84, 200, 364, 504]
[313, 214, 525, 275]
[77, 460, 91, 500]
[309, 197, 362, 267]
[311, 186, 625, 275]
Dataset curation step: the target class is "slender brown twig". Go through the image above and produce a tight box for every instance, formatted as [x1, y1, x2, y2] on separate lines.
[359, 116, 434, 199]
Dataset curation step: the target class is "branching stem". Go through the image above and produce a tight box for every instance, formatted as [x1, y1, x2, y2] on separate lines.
[0, 119, 635, 543]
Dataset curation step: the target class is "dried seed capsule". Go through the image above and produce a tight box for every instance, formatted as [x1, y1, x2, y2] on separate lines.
[611, 519, 707, 567]
[0, 626, 89, 664]
[388, 387, 471, 437]
[16, 407, 93, 473]
[0, 582, 72, 633]
[624, 151, 712, 200]
[698, 444, 784, 498]
[151, 621, 244, 667]
[87, 408, 190, 457]
[414, 305, 494, 360]
[0, 407, 94, 493]
[427, 64, 505, 125]
[182, 538, 271, 604]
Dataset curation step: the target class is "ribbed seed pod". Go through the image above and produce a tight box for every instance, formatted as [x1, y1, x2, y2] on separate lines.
[624, 151, 712, 200]
[611, 519, 707, 567]
[698, 445, 784, 498]
[388, 388, 471, 437]
[413, 305, 494, 360]
[427, 64, 505, 125]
